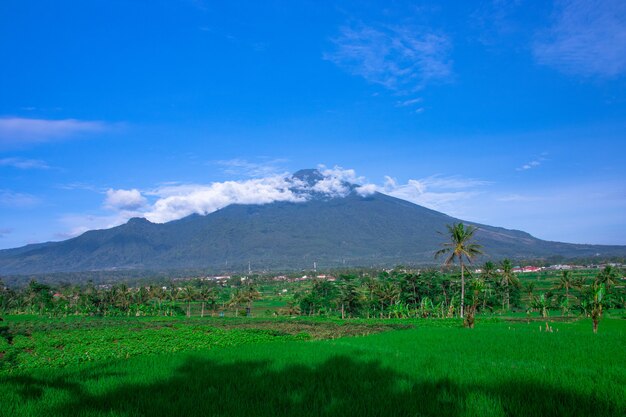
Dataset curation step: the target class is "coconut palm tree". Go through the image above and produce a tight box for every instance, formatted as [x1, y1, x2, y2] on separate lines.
[242, 285, 261, 317]
[556, 270, 574, 300]
[337, 280, 362, 319]
[523, 281, 536, 302]
[499, 259, 519, 312]
[480, 261, 497, 310]
[199, 286, 217, 318]
[179, 285, 196, 318]
[435, 223, 483, 319]
[597, 265, 619, 290]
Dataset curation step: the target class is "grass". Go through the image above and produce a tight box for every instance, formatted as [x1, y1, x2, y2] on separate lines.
[1, 316, 625, 416]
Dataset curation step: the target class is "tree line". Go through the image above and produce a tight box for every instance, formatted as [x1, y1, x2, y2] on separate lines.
[0, 279, 260, 318]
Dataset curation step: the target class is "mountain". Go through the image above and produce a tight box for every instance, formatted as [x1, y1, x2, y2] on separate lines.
[1, 169, 624, 275]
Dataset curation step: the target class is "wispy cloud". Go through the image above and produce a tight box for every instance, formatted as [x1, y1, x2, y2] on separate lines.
[395, 98, 423, 107]
[0, 117, 108, 147]
[496, 193, 543, 203]
[379, 175, 487, 216]
[0, 190, 40, 208]
[516, 155, 547, 171]
[325, 22, 452, 96]
[0, 228, 12, 238]
[213, 158, 288, 178]
[57, 182, 99, 191]
[534, 0, 626, 77]
[0, 157, 49, 170]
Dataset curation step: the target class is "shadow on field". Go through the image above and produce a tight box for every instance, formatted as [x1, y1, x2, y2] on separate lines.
[4, 355, 622, 417]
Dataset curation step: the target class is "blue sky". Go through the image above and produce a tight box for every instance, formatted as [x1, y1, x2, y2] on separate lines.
[1, 0, 625, 249]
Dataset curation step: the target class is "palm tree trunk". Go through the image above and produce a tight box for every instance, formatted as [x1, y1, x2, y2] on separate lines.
[201, 302, 205, 318]
[459, 255, 465, 318]
[507, 287, 510, 311]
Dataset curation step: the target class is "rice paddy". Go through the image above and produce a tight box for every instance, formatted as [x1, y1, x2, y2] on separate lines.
[1, 315, 624, 417]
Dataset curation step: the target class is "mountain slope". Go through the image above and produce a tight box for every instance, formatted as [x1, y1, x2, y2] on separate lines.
[1, 172, 624, 274]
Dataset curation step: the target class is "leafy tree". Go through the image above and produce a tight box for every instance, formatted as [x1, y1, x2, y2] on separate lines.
[435, 223, 483, 319]
[26, 280, 53, 315]
[532, 293, 550, 318]
[337, 279, 362, 319]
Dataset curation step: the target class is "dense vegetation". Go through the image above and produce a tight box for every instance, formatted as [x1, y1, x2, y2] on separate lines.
[1, 264, 624, 333]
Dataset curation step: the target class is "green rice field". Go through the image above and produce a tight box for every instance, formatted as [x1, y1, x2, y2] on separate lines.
[1, 316, 625, 417]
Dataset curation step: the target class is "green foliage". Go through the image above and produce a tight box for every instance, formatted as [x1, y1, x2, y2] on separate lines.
[0, 318, 625, 417]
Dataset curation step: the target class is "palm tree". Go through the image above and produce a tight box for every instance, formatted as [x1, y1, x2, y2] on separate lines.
[435, 223, 483, 319]
[199, 287, 217, 318]
[376, 281, 400, 319]
[597, 265, 619, 290]
[242, 285, 261, 317]
[480, 261, 497, 281]
[556, 270, 574, 300]
[337, 280, 361, 319]
[499, 259, 519, 312]
[180, 285, 196, 318]
[480, 261, 497, 310]
[523, 281, 536, 302]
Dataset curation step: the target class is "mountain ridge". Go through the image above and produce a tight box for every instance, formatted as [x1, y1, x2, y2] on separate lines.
[1, 170, 624, 275]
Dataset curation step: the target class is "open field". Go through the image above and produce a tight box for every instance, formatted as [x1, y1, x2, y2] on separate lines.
[1, 315, 625, 417]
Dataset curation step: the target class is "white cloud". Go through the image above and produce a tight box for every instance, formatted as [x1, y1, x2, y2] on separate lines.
[214, 158, 288, 178]
[325, 23, 452, 93]
[96, 167, 370, 224]
[0, 117, 107, 147]
[0, 157, 49, 169]
[104, 189, 148, 211]
[516, 156, 545, 171]
[396, 98, 423, 107]
[379, 176, 481, 215]
[143, 176, 308, 223]
[0, 190, 40, 208]
[0, 228, 12, 238]
[534, 0, 626, 77]
[355, 183, 377, 196]
[311, 165, 364, 197]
